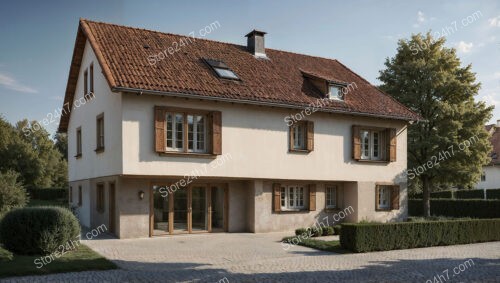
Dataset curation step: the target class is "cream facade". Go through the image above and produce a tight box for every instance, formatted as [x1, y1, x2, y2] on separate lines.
[67, 39, 409, 239]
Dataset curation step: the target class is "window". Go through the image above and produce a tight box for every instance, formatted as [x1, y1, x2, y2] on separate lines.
[96, 114, 104, 151]
[280, 185, 306, 210]
[69, 186, 73, 203]
[360, 129, 383, 160]
[78, 186, 82, 206]
[165, 112, 207, 153]
[76, 127, 82, 157]
[328, 85, 344, 100]
[96, 183, 105, 213]
[353, 126, 396, 162]
[289, 121, 314, 152]
[204, 59, 240, 80]
[376, 185, 399, 211]
[84, 70, 88, 96]
[481, 172, 486, 182]
[326, 185, 338, 209]
[89, 63, 94, 95]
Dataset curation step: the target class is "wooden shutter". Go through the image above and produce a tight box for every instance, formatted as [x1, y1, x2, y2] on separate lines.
[391, 185, 400, 210]
[375, 185, 380, 210]
[309, 184, 316, 211]
[211, 111, 222, 155]
[352, 125, 361, 160]
[273, 183, 281, 212]
[154, 107, 165, 152]
[289, 125, 294, 151]
[387, 128, 397, 162]
[306, 121, 314, 151]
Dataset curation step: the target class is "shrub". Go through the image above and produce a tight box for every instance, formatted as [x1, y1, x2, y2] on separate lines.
[323, 226, 334, 236]
[411, 190, 454, 199]
[340, 219, 500, 252]
[455, 189, 484, 199]
[0, 246, 13, 261]
[295, 228, 307, 236]
[0, 170, 27, 215]
[311, 226, 323, 237]
[28, 188, 67, 200]
[408, 199, 500, 218]
[0, 207, 80, 255]
[333, 225, 342, 235]
[486, 188, 500, 199]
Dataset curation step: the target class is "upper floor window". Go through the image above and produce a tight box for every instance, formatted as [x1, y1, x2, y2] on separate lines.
[352, 126, 396, 162]
[83, 70, 88, 97]
[325, 185, 338, 209]
[96, 114, 104, 152]
[481, 172, 486, 182]
[76, 127, 82, 158]
[280, 185, 305, 210]
[89, 63, 94, 95]
[328, 85, 344, 100]
[155, 106, 222, 156]
[289, 121, 314, 152]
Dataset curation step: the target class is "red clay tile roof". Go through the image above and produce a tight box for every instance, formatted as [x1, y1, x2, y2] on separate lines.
[486, 124, 500, 165]
[58, 19, 421, 132]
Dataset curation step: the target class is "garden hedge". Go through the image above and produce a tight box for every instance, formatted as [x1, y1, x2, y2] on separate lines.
[340, 219, 500, 252]
[455, 189, 484, 199]
[28, 188, 67, 200]
[411, 190, 454, 199]
[0, 207, 80, 255]
[408, 199, 500, 218]
[486, 188, 500, 199]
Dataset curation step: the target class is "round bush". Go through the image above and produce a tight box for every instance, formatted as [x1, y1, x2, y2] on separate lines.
[0, 207, 80, 255]
[333, 225, 342, 235]
[311, 226, 323, 237]
[324, 226, 334, 236]
[295, 228, 307, 236]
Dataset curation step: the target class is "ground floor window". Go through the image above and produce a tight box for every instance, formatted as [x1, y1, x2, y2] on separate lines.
[280, 185, 305, 210]
[325, 185, 338, 209]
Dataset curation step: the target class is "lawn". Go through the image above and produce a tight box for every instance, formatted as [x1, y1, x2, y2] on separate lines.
[0, 244, 117, 279]
[282, 237, 351, 253]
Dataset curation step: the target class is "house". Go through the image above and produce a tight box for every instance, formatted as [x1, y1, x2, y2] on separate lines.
[58, 19, 420, 238]
[476, 120, 500, 190]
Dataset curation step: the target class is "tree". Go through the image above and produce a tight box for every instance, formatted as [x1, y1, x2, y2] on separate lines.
[378, 33, 492, 217]
[0, 170, 27, 216]
[54, 133, 68, 160]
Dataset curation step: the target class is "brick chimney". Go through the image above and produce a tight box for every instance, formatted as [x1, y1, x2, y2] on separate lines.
[245, 30, 267, 58]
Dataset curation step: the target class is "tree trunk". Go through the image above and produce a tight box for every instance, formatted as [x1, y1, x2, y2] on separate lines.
[422, 175, 431, 217]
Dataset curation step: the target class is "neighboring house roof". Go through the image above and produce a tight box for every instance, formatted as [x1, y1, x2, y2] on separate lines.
[485, 123, 500, 165]
[58, 19, 421, 132]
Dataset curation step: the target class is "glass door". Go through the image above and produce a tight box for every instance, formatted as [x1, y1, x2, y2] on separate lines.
[152, 186, 169, 236]
[173, 188, 188, 233]
[191, 186, 208, 231]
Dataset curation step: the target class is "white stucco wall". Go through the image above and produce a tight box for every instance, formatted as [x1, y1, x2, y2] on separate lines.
[121, 94, 408, 183]
[67, 40, 123, 182]
[476, 165, 500, 190]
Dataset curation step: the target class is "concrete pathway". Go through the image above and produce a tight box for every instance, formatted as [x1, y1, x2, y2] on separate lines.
[2, 232, 499, 282]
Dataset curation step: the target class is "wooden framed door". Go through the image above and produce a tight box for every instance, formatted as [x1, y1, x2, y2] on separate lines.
[108, 183, 116, 235]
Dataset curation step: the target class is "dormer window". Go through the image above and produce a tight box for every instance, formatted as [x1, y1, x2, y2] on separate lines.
[204, 59, 240, 80]
[328, 85, 344, 100]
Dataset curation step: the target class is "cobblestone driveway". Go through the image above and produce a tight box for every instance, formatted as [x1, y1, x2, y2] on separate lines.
[2, 233, 499, 282]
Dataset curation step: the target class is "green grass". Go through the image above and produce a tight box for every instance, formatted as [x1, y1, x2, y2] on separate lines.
[27, 198, 68, 208]
[282, 236, 350, 253]
[0, 244, 117, 279]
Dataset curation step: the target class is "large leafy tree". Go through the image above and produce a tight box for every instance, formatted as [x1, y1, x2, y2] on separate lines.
[378, 33, 492, 216]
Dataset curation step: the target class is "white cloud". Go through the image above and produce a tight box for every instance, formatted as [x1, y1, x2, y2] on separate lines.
[479, 93, 499, 107]
[0, 72, 37, 93]
[494, 72, 500, 80]
[413, 11, 426, 28]
[488, 16, 500, 27]
[455, 41, 474, 53]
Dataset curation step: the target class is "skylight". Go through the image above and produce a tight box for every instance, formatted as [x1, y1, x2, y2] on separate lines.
[204, 59, 240, 80]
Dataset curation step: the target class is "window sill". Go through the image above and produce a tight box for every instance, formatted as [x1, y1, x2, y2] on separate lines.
[289, 149, 311, 154]
[279, 208, 308, 213]
[159, 152, 217, 159]
[325, 207, 342, 212]
[356, 159, 390, 163]
[375, 207, 391, 212]
[95, 147, 105, 154]
[74, 154, 82, 159]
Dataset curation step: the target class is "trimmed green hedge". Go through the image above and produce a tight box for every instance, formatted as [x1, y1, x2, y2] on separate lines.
[486, 188, 500, 199]
[455, 189, 484, 199]
[0, 207, 80, 255]
[408, 199, 500, 218]
[340, 219, 500, 252]
[28, 188, 67, 200]
[412, 190, 454, 199]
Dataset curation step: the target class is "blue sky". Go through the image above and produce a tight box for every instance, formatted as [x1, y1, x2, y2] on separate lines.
[1, 0, 499, 135]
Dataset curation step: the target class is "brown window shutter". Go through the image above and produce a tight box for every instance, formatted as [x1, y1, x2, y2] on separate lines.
[352, 125, 361, 160]
[309, 184, 316, 211]
[154, 107, 165, 152]
[387, 128, 397, 162]
[306, 121, 314, 151]
[289, 125, 294, 151]
[391, 185, 400, 210]
[211, 111, 222, 155]
[273, 183, 281, 212]
[375, 185, 380, 210]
